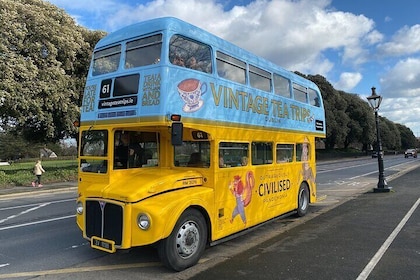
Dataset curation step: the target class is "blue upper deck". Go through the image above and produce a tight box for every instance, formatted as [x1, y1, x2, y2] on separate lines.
[81, 17, 326, 137]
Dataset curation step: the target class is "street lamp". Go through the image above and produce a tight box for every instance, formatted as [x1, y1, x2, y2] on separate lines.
[367, 87, 391, 193]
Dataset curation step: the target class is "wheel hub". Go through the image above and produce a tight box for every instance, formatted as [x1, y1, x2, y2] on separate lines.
[176, 221, 200, 258]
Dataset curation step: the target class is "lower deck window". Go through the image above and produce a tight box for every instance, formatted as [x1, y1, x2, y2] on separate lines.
[174, 141, 210, 168]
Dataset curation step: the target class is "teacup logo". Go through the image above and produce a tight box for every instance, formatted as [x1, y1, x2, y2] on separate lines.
[177, 78, 207, 112]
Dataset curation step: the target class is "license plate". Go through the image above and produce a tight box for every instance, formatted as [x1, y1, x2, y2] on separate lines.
[91, 236, 116, 253]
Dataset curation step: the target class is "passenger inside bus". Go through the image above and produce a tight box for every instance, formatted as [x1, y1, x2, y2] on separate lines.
[114, 133, 130, 169]
[188, 152, 202, 167]
[172, 55, 185, 67]
[219, 154, 225, 167]
[241, 156, 248, 166]
[114, 131, 148, 169]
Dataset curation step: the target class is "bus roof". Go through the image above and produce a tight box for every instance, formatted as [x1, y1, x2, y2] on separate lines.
[84, 17, 325, 137]
[95, 17, 316, 89]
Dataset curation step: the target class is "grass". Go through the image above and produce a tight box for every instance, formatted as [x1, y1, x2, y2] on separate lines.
[0, 159, 78, 188]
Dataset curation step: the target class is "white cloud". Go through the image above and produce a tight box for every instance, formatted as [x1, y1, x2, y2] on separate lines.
[47, 0, 381, 76]
[380, 97, 420, 136]
[377, 24, 420, 57]
[379, 58, 420, 136]
[334, 72, 363, 91]
[380, 58, 420, 98]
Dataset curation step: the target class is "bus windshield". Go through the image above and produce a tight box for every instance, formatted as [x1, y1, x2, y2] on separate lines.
[113, 130, 159, 169]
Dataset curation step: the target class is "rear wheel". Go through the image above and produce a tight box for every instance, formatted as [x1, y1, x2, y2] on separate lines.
[157, 209, 207, 271]
[296, 183, 310, 217]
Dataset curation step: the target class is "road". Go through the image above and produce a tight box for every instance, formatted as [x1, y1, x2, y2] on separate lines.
[0, 155, 418, 279]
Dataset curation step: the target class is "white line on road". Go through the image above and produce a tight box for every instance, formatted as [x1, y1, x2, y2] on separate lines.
[356, 197, 420, 280]
[0, 198, 74, 211]
[0, 215, 75, 231]
[0, 203, 50, 224]
[318, 162, 372, 174]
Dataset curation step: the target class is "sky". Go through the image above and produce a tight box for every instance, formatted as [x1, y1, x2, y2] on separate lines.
[46, 0, 420, 137]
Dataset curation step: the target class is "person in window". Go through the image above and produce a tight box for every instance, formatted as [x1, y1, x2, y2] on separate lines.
[219, 153, 225, 168]
[188, 152, 202, 167]
[187, 56, 202, 71]
[241, 156, 248, 166]
[173, 55, 185, 67]
[114, 133, 130, 169]
[128, 133, 145, 167]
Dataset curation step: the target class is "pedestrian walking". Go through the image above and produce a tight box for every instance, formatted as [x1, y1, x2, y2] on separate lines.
[32, 160, 45, 187]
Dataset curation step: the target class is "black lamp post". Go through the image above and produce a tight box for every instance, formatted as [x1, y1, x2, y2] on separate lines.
[367, 87, 391, 193]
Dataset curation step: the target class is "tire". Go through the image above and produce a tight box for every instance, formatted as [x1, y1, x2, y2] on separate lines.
[157, 209, 207, 271]
[296, 183, 310, 217]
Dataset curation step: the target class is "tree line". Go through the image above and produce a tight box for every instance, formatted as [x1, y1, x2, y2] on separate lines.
[0, 0, 418, 160]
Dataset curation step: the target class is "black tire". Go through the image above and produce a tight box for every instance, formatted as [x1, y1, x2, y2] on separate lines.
[296, 183, 310, 217]
[157, 209, 207, 271]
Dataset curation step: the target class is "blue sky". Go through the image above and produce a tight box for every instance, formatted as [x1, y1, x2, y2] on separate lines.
[46, 0, 420, 137]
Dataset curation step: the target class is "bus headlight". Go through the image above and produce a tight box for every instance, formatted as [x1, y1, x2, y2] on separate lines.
[137, 213, 151, 230]
[76, 201, 83, 215]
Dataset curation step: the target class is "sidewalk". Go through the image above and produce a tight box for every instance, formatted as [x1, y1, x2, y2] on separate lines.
[0, 181, 77, 197]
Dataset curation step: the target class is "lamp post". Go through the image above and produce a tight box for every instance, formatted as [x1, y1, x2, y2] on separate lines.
[367, 87, 391, 193]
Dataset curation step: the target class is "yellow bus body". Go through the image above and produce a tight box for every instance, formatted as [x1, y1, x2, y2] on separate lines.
[76, 123, 317, 248]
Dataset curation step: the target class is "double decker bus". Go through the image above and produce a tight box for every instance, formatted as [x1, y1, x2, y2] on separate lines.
[76, 17, 326, 271]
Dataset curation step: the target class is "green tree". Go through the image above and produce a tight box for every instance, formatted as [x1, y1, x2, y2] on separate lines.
[0, 0, 105, 143]
[342, 92, 375, 150]
[396, 124, 417, 150]
[0, 132, 40, 159]
[305, 74, 350, 149]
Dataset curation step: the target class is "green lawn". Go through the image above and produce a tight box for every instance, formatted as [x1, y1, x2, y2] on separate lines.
[0, 159, 78, 188]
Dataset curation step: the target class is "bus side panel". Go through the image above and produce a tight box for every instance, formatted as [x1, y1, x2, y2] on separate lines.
[213, 165, 297, 240]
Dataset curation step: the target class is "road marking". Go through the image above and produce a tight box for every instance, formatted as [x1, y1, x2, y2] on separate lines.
[318, 162, 373, 174]
[0, 215, 74, 231]
[0, 262, 162, 279]
[0, 198, 74, 211]
[0, 203, 49, 224]
[356, 197, 420, 280]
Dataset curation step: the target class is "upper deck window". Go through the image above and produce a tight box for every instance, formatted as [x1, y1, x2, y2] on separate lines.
[125, 34, 162, 68]
[308, 88, 321, 107]
[92, 45, 121, 76]
[293, 83, 308, 103]
[216, 51, 246, 84]
[169, 35, 212, 73]
[249, 65, 271, 92]
[274, 74, 291, 98]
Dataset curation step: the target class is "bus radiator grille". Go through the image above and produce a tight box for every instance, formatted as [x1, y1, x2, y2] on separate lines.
[85, 200, 123, 246]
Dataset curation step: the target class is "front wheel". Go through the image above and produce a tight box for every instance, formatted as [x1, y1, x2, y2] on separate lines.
[296, 183, 310, 217]
[157, 209, 207, 271]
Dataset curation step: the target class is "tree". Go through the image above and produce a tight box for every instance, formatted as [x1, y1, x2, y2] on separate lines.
[304, 74, 350, 149]
[0, 132, 41, 159]
[375, 116, 401, 151]
[342, 92, 375, 150]
[396, 124, 417, 150]
[0, 0, 105, 143]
